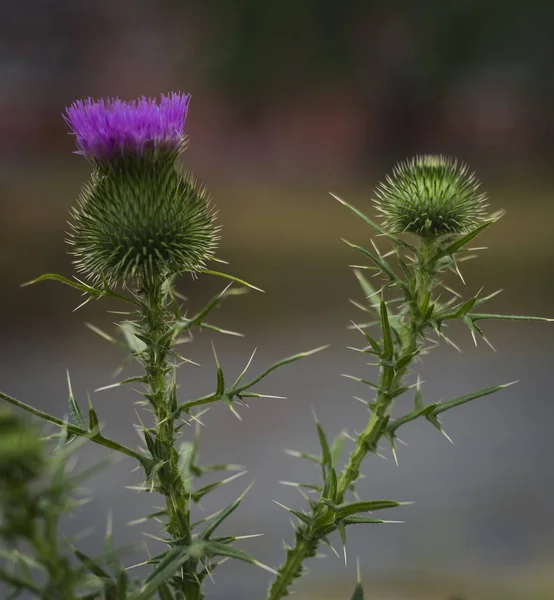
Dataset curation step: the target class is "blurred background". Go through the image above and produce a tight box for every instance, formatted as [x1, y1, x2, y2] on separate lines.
[1, 1, 554, 598]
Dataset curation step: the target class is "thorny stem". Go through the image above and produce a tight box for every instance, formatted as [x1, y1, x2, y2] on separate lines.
[140, 279, 202, 600]
[337, 237, 437, 500]
[268, 237, 439, 600]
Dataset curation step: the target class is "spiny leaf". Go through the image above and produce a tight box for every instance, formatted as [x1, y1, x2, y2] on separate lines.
[353, 269, 381, 314]
[0, 391, 147, 465]
[21, 273, 136, 305]
[380, 299, 394, 360]
[351, 321, 382, 356]
[130, 544, 196, 600]
[341, 516, 388, 525]
[433, 381, 517, 416]
[204, 541, 277, 574]
[331, 193, 414, 250]
[386, 382, 515, 435]
[87, 394, 100, 432]
[387, 402, 438, 434]
[21, 273, 100, 294]
[200, 484, 253, 540]
[315, 416, 332, 470]
[337, 520, 347, 565]
[330, 431, 347, 466]
[95, 376, 146, 393]
[342, 240, 404, 288]
[119, 321, 147, 353]
[173, 284, 248, 335]
[197, 269, 265, 292]
[85, 322, 121, 345]
[351, 582, 364, 600]
[440, 221, 494, 256]
[66, 371, 86, 442]
[336, 500, 402, 519]
[198, 322, 244, 337]
[468, 313, 554, 323]
[284, 449, 321, 464]
[272, 501, 312, 525]
[341, 374, 380, 389]
[233, 345, 329, 394]
[211, 342, 225, 396]
[192, 470, 247, 503]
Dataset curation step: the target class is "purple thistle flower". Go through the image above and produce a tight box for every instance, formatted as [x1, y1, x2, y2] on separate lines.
[64, 92, 191, 161]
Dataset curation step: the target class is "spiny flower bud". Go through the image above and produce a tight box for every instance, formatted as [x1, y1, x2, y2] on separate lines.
[0, 411, 44, 483]
[64, 93, 218, 286]
[374, 155, 488, 237]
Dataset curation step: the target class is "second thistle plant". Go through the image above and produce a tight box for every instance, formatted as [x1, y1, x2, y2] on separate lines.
[266, 155, 552, 599]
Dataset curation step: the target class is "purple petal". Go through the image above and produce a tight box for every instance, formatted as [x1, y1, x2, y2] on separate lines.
[64, 92, 191, 160]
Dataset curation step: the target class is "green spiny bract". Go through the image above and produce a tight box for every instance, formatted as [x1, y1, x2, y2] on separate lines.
[68, 153, 218, 287]
[374, 154, 488, 237]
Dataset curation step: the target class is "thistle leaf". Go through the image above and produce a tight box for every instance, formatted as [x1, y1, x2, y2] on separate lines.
[204, 541, 277, 574]
[341, 516, 387, 525]
[191, 470, 247, 503]
[440, 221, 493, 256]
[200, 484, 253, 540]
[380, 299, 394, 360]
[66, 371, 85, 443]
[337, 520, 347, 565]
[0, 391, 147, 465]
[336, 500, 402, 519]
[232, 345, 329, 395]
[342, 240, 405, 289]
[87, 394, 100, 432]
[197, 269, 264, 293]
[315, 418, 332, 470]
[131, 544, 196, 600]
[433, 381, 517, 416]
[351, 582, 364, 600]
[353, 269, 381, 314]
[331, 192, 414, 250]
[468, 313, 554, 323]
[330, 431, 347, 466]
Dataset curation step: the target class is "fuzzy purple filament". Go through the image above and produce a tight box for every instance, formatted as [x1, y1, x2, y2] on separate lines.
[64, 92, 191, 160]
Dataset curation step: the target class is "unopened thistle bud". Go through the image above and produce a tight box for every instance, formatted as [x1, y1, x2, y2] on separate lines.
[0, 411, 44, 483]
[374, 155, 488, 237]
[64, 93, 218, 286]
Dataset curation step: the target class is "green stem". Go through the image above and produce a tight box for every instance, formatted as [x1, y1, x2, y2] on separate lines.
[338, 237, 436, 501]
[267, 526, 319, 600]
[140, 279, 202, 600]
[267, 237, 439, 600]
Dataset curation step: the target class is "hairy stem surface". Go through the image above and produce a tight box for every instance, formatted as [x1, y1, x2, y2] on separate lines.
[140, 280, 202, 600]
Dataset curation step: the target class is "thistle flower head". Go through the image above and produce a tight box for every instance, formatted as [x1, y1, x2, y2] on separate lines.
[374, 155, 488, 237]
[64, 93, 191, 161]
[65, 93, 218, 286]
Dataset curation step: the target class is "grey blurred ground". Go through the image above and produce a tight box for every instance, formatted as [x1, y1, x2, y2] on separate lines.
[1, 169, 553, 598]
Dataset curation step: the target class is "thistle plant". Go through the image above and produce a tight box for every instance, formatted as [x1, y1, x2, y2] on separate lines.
[0, 93, 551, 600]
[0, 411, 133, 599]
